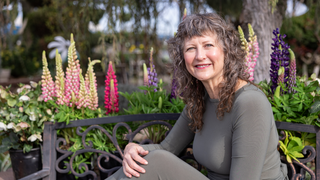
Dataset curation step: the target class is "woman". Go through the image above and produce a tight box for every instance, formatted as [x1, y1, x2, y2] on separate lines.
[107, 13, 288, 180]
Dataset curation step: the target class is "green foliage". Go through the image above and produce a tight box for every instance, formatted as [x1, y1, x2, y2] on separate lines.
[119, 81, 185, 143]
[0, 46, 40, 77]
[259, 76, 320, 126]
[0, 153, 11, 172]
[0, 82, 53, 153]
[281, 4, 320, 56]
[259, 75, 320, 163]
[279, 131, 305, 163]
[119, 85, 185, 115]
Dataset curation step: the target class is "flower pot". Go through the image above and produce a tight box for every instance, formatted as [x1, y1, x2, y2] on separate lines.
[9, 147, 42, 179]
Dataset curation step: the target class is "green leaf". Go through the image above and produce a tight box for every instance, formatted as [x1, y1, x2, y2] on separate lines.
[7, 98, 17, 107]
[0, 145, 10, 154]
[289, 145, 304, 152]
[23, 144, 33, 153]
[310, 101, 320, 114]
[272, 107, 280, 113]
[290, 151, 304, 158]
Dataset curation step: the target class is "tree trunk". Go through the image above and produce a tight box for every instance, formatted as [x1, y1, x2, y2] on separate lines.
[240, 0, 287, 83]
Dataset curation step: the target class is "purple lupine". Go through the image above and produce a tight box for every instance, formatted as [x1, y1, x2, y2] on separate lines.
[170, 75, 178, 99]
[270, 28, 290, 93]
[147, 47, 158, 91]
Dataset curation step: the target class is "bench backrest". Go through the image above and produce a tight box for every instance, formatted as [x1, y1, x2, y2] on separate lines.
[20, 114, 320, 180]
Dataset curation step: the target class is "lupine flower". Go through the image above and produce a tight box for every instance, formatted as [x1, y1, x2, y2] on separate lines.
[77, 73, 90, 109]
[143, 63, 149, 87]
[183, 8, 187, 20]
[170, 77, 178, 99]
[288, 49, 296, 93]
[55, 49, 65, 105]
[270, 28, 290, 93]
[86, 59, 100, 110]
[64, 34, 81, 107]
[238, 24, 259, 81]
[147, 48, 158, 91]
[247, 24, 259, 81]
[104, 61, 119, 114]
[41, 51, 55, 102]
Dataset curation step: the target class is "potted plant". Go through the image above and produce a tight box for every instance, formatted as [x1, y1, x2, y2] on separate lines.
[0, 81, 54, 179]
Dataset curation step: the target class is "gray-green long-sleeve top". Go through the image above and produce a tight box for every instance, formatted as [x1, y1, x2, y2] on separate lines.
[142, 83, 287, 180]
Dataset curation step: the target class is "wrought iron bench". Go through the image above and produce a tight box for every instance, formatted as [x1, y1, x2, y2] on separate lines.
[19, 113, 320, 180]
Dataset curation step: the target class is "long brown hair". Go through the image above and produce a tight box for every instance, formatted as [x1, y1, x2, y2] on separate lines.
[168, 13, 249, 131]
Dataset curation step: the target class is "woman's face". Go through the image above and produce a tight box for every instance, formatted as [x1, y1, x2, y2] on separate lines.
[183, 33, 225, 85]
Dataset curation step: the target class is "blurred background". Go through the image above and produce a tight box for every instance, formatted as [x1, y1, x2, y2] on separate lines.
[0, 0, 319, 90]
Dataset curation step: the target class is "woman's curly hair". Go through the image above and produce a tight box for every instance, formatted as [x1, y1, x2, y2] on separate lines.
[168, 13, 249, 131]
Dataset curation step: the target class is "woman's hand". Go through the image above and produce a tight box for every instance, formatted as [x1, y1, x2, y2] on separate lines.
[122, 142, 149, 178]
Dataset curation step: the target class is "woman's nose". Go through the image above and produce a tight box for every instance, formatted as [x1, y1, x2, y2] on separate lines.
[196, 48, 206, 60]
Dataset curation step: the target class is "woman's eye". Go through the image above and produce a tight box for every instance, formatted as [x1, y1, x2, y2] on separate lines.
[205, 44, 213, 47]
[186, 47, 194, 51]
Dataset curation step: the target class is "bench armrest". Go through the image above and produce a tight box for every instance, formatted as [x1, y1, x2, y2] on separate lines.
[19, 169, 50, 180]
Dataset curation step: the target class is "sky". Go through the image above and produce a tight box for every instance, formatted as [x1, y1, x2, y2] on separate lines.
[10, 0, 309, 36]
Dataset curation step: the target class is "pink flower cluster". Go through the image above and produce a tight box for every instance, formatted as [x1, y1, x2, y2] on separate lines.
[41, 34, 100, 110]
[64, 40, 81, 107]
[238, 24, 259, 82]
[104, 61, 119, 114]
[245, 38, 259, 81]
[41, 51, 55, 102]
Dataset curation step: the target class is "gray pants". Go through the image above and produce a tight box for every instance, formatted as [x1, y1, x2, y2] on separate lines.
[106, 149, 209, 180]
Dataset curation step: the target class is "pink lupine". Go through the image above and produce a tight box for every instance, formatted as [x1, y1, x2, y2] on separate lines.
[288, 49, 296, 93]
[104, 61, 119, 114]
[41, 51, 55, 102]
[64, 34, 81, 107]
[183, 8, 187, 20]
[86, 59, 100, 110]
[238, 24, 259, 82]
[54, 50, 65, 105]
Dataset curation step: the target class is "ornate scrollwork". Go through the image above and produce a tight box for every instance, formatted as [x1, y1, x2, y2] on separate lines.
[55, 120, 175, 180]
[280, 145, 316, 180]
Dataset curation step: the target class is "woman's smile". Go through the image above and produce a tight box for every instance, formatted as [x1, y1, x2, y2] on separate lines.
[195, 64, 212, 69]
